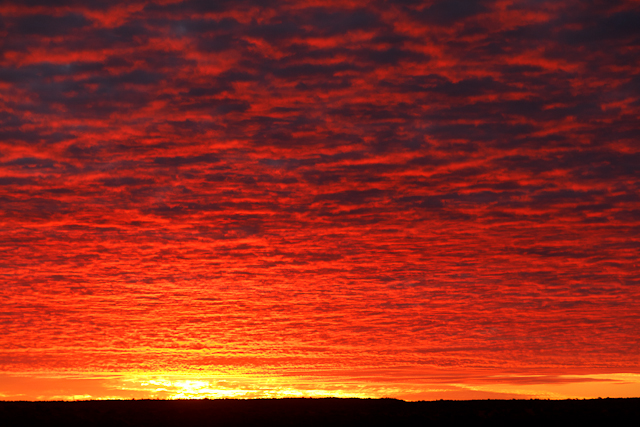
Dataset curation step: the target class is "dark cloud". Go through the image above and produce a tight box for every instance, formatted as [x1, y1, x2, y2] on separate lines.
[304, 8, 382, 35]
[1, 0, 114, 7]
[4, 157, 57, 169]
[101, 177, 154, 187]
[314, 189, 386, 204]
[560, 9, 640, 44]
[153, 153, 221, 167]
[0, 177, 34, 186]
[417, 0, 490, 25]
[13, 13, 89, 36]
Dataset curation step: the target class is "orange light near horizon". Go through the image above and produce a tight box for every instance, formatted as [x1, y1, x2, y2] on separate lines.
[1, 371, 639, 402]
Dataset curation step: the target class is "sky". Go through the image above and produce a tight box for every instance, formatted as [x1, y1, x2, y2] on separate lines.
[1, 0, 639, 401]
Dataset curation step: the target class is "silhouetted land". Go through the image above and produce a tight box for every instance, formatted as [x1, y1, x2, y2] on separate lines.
[1, 398, 638, 426]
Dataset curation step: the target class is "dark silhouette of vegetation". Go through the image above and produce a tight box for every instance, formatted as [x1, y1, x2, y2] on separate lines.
[0, 397, 638, 426]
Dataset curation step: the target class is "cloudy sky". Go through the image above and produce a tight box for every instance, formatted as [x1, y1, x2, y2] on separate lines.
[1, 0, 639, 400]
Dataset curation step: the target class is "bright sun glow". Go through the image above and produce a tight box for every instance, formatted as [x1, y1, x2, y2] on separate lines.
[118, 374, 375, 400]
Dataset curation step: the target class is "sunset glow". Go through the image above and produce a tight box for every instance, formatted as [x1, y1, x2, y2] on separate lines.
[2, 371, 640, 401]
[1, 0, 639, 401]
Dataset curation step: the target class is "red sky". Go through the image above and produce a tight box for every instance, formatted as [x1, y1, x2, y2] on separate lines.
[1, 0, 639, 400]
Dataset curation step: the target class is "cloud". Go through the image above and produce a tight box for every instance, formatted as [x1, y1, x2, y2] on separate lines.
[0, 0, 638, 395]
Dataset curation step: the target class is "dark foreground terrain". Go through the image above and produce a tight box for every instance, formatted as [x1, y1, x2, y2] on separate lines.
[1, 398, 638, 426]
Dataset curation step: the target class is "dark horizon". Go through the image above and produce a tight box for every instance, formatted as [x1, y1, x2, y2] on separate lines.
[2, 397, 639, 426]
